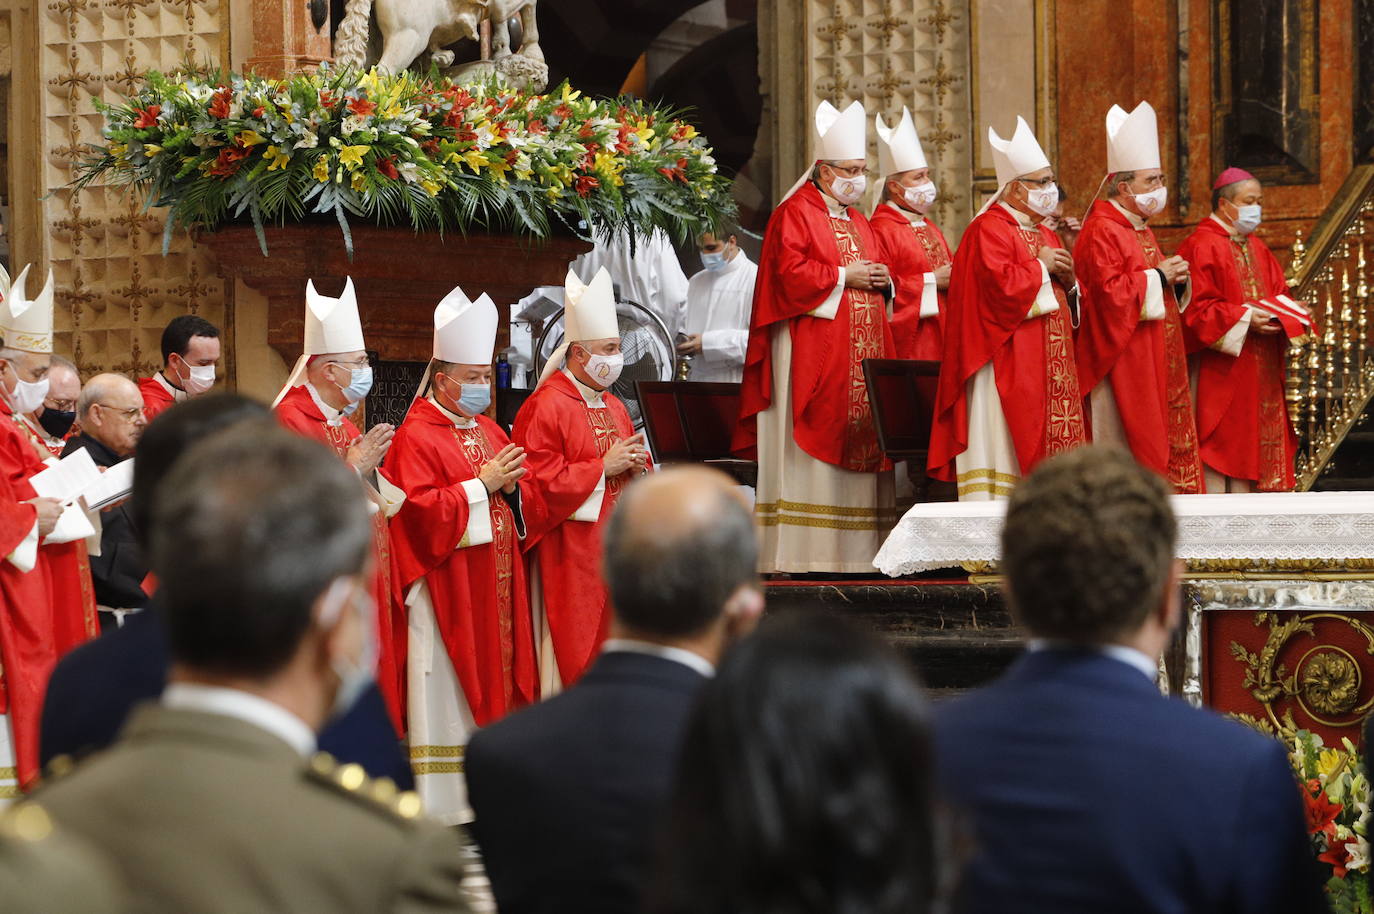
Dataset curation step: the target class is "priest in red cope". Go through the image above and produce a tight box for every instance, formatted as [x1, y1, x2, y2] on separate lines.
[0, 264, 68, 794]
[870, 106, 952, 362]
[734, 100, 897, 569]
[1074, 102, 1204, 493]
[272, 278, 407, 732]
[1178, 168, 1307, 492]
[137, 315, 221, 422]
[385, 286, 538, 824]
[929, 116, 1087, 499]
[514, 266, 649, 693]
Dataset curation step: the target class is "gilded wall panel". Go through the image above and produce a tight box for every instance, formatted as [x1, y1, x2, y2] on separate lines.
[35, 0, 231, 382]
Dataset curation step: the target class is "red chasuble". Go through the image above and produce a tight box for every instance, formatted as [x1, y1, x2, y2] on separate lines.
[275, 384, 405, 733]
[1075, 200, 1204, 493]
[928, 205, 1086, 480]
[137, 376, 176, 423]
[1178, 218, 1298, 490]
[12, 417, 97, 653]
[0, 400, 59, 788]
[870, 203, 952, 362]
[385, 399, 537, 726]
[733, 181, 895, 470]
[513, 370, 648, 686]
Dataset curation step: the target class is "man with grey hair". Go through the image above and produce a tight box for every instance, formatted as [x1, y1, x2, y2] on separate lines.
[1074, 101, 1203, 493]
[17, 354, 79, 457]
[468, 466, 765, 914]
[64, 373, 149, 629]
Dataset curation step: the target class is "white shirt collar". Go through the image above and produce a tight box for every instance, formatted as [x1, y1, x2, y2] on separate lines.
[997, 201, 1037, 229]
[305, 382, 344, 427]
[561, 367, 606, 407]
[154, 372, 187, 402]
[601, 638, 716, 678]
[1027, 639, 1159, 682]
[819, 188, 851, 220]
[1109, 198, 1148, 229]
[162, 682, 317, 757]
[429, 395, 476, 428]
[1209, 212, 1244, 241]
[885, 200, 926, 226]
[712, 250, 752, 277]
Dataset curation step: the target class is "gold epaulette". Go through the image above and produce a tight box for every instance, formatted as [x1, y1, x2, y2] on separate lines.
[0, 804, 55, 843]
[42, 754, 77, 784]
[305, 752, 424, 822]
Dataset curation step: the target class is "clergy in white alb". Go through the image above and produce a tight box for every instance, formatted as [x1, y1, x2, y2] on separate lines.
[676, 229, 757, 383]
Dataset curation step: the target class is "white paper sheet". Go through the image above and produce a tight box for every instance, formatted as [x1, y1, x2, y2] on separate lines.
[81, 459, 135, 511]
[29, 448, 102, 502]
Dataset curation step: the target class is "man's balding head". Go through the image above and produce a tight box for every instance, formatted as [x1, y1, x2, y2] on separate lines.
[603, 467, 761, 641]
[77, 373, 147, 456]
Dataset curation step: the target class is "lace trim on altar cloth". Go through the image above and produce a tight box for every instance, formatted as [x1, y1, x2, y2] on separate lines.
[873, 492, 1374, 576]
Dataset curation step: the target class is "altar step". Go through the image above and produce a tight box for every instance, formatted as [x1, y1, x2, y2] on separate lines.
[1311, 424, 1374, 491]
[763, 578, 1024, 694]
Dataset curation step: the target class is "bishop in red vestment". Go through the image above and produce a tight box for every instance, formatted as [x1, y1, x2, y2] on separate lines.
[1178, 169, 1302, 492]
[515, 266, 649, 690]
[871, 106, 951, 362]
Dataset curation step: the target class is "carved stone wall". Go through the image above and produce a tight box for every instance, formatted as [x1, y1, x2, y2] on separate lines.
[759, 0, 974, 241]
[30, 0, 231, 382]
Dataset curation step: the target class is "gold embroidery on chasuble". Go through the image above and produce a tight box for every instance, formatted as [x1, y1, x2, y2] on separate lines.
[830, 216, 885, 472]
[1135, 228, 1203, 493]
[1228, 240, 1291, 491]
[1014, 227, 1086, 456]
[584, 406, 631, 499]
[912, 223, 951, 270]
[453, 425, 517, 694]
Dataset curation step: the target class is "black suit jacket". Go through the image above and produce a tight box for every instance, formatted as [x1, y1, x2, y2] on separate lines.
[61, 433, 146, 610]
[466, 650, 707, 914]
[39, 604, 414, 789]
[935, 649, 1326, 914]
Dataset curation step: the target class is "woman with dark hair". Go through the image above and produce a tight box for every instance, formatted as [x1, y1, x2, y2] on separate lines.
[648, 612, 946, 914]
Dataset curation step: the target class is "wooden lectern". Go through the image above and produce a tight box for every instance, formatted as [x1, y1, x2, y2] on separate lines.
[636, 381, 756, 487]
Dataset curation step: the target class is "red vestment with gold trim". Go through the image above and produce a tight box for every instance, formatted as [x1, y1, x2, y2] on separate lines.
[870, 203, 951, 362]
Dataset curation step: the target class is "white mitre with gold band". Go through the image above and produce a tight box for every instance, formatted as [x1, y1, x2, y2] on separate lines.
[1106, 101, 1161, 174]
[875, 107, 928, 178]
[980, 115, 1052, 216]
[779, 100, 868, 203]
[537, 266, 618, 387]
[0, 264, 55, 355]
[272, 277, 366, 407]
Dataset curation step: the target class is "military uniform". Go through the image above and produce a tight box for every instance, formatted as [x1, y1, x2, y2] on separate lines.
[0, 803, 125, 914]
[29, 703, 471, 914]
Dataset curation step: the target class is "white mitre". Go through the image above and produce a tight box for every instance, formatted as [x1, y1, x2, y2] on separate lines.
[0, 264, 55, 355]
[876, 107, 928, 177]
[435, 287, 498, 363]
[272, 277, 367, 407]
[780, 100, 868, 203]
[989, 116, 1051, 187]
[537, 266, 619, 387]
[1106, 101, 1161, 173]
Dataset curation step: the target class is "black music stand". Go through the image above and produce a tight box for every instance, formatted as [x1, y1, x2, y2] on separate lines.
[862, 358, 947, 500]
[636, 381, 757, 487]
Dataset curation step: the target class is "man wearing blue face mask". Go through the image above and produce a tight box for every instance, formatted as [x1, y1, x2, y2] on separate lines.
[1178, 168, 1306, 493]
[676, 228, 757, 383]
[274, 277, 409, 737]
[384, 286, 538, 825]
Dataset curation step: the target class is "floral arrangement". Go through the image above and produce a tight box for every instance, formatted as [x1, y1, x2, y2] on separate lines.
[1291, 729, 1372, 913]
[76, 66, 736, 255]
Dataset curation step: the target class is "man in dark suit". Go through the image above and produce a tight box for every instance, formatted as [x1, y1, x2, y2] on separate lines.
[40, 393, 413, 788]
[935, 446, 1325, 914]
[63, 373, 149, 630]
[466, 467, 764, 914]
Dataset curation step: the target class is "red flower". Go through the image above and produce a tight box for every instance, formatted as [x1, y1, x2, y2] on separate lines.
[377, 156, 399, 180]
[420, 139, 441, 158]
[318, 89, 336, 108]
[207, 145, 250, 178]
[132, 104, 161, 128]
[348, 96, 376, 117]
[574, 174, 600, 197]
[253, 105, 266, 118]
[1304, 780, 1343, 835]
[208, 88, 232, 120]
[657, 157, 690, 183]
[1319, 823, 1353, 878]
[527, 119, 547, 135]
[503, 149, 519, 165]
[554, 104, 572, 119]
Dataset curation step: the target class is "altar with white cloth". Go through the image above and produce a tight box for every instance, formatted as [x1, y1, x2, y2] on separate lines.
[874, 492, 1374, 747]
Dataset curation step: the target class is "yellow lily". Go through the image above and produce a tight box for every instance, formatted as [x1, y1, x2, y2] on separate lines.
[236, 129, 267, 147]
[312, 157, 330, 182]
[264, 145, 290, 171]
[351, 172, 368, 192]
[461, 149, 488, 173]
[561, 83, 582, 104]
[338, 144, 369, 170]
[144, 144, 163, 158]
[420, 178, 441, 196]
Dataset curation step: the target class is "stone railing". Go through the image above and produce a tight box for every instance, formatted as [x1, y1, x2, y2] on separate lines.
[1284, 165, 1374, 489]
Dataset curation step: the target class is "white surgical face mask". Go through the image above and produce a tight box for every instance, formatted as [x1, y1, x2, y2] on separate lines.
[583, 352, 624, 389]
[318, 578, 377, 722]
[181, 362, 216, 396]
[1132, 186, 1168, 217]
[1021, 183, 1060, 218]
[903, 180, 938, 212]
[828, 173, 867, 207]
[700, 250, 728, 272]
[8, 373, 49, 416]
[1232, 203, 1262, 235]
